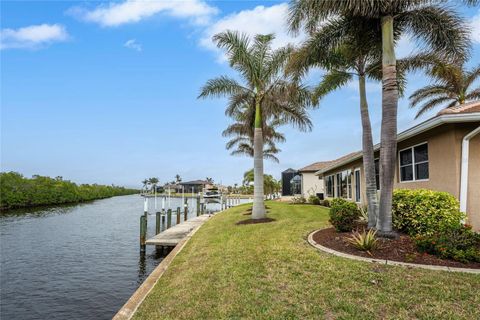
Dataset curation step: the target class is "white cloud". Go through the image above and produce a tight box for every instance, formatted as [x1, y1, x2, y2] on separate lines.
[70, 0, 218, 27]
[200, 4, 305, 61]
[0, 24, 68, 50]
[471, 10, 480, 44]
[124, 39, 142, 51]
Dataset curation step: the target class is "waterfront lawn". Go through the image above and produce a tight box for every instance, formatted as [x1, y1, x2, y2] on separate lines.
[133, 202, 480, 320]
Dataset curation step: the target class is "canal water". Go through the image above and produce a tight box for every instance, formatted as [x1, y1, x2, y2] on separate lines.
[0, 194, 247, 320]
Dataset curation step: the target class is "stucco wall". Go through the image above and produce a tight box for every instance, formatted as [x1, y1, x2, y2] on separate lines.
[300, 172, 324, 198]
[320, 122, 480, 231]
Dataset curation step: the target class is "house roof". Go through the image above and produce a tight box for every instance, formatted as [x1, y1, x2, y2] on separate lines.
[315, 107, 480, 175]
[298, 161, 334, 172]
[437, 100, 480, 115]
[180, 180, 209, 185]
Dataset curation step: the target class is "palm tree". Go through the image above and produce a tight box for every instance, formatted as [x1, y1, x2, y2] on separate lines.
[289, 0, 471, 234]
[224, 107, 286, 163]
[199, 31, 313, 219]
[288, 16, 385, 228]
[148, 177, 159, 193]
[141, 179, 149, 193]
[175, 174, 182, 184]
[410, 60, 480, 118]
[205, 177, 214, 184]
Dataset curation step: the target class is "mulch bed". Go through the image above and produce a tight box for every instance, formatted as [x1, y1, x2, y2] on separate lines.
[312, 227, 480, 269]
[236, 218, 276, 225]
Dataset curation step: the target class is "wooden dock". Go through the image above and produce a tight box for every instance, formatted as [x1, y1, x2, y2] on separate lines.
[145, 214, 211, 247]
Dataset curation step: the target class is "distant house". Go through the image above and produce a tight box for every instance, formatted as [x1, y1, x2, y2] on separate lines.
[180, 180, 212, 193]
[297, 161, 334, 199]
[315, 101, 480, 231]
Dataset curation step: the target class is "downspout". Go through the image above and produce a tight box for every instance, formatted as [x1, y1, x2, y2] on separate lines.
[459, 126, 480, 214]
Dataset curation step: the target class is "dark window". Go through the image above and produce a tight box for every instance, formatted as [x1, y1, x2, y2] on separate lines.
[399, 143, 429, 182]
[326, 175, 334, 197]
[355, 170, 361, 202]
[374, 159, 380, 190]
[336, 173, 342, 198]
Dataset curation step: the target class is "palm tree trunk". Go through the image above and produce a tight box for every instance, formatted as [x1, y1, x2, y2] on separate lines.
[358, 74, 378, 228]
[377, 15, 398, 234]
[252, 100, 266, 219]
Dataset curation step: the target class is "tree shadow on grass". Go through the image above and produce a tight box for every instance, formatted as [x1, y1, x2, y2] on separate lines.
[236, 218, 276, 225]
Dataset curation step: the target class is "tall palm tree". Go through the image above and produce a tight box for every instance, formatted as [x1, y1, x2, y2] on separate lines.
[289, 0, 471, 234]
[175, 174, 182, 184]
[288, 17, 385, 228]
[148, 177, 159, 193]
[198, 31, 313, 219]
[410, 60, 480, 118]
[223, 107, 286, 163]
[141, 179, 149, 192]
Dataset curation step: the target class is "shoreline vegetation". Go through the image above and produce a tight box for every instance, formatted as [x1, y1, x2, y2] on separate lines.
[0, 172, 139, 211]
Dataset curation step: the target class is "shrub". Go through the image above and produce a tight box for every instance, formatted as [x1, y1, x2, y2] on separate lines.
[415, 224, 480, 263]
[392, 189, 465, 236]
[308, 195, 320, 205]
[320, 199, 330, 207]
[291, 196, 306, 204]
[347, 229, 378, 252]
[329, 198, 360, 232]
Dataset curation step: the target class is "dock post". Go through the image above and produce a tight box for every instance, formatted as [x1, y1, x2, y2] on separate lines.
[161, 209, 166, 231]
[200, 203, 204, 215]
[196, 195, 200, 216]
[176, 207, 181, 224]
[140, 215, 146, 252]
[184, 205, 188, 221]
[155, 211, 161, 235]
[167, 209, 172, 229]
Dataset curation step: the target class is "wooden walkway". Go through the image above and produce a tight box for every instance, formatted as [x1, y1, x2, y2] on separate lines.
[145, 214, 211, 247]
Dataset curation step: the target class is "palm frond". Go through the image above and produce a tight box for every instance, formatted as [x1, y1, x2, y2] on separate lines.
[415, 96, 456, 119]
[397, 5, 470, 61]
[313, 70, 352, 103]
[198, 76, 250, 99]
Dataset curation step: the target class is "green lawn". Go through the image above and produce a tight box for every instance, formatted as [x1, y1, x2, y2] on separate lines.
[133, 201, 480, 320]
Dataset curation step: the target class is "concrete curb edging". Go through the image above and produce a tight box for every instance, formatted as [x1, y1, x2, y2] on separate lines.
[307, 229, 480, 274]
[113, 213, 218, 320]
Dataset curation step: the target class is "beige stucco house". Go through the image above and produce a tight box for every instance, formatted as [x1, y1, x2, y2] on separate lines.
[297, 162, 332, 198]
[315, 101, 480, 231]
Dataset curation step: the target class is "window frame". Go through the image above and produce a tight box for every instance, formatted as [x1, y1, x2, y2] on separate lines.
[354, 168, 361, 203]
[325, 175, 335, 197]
[398, 142, 429, 183]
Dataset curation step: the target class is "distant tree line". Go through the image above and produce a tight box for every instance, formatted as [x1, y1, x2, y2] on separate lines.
[0, 172, 139, 210]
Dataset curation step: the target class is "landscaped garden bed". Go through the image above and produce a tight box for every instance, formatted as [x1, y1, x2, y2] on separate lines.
[312, 227, 480, 269]
[320, 190, 480, 270]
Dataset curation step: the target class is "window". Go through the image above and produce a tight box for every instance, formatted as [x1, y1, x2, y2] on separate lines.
[355, 169, 361, 202]
[399, 143, 429, 182]
[325, 175, 334, 197]
[336, 173, 342, 198]
[374, 159, 380, 190]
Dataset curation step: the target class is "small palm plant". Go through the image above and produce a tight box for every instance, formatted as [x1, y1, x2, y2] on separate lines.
[409, 60, 480, 118]
[347, 229, 379, 253]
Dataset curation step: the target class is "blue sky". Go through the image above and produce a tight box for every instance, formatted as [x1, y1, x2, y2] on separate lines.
[1, 1, 479, 188]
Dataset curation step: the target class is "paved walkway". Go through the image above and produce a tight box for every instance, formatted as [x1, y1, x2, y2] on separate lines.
[146, 214, 211, 246]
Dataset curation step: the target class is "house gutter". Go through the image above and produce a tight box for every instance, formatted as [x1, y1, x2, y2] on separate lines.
[459, 126, 480, 213]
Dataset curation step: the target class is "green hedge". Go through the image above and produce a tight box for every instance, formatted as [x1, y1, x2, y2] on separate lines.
[0, 172, 139, 210]
[329, 198, 359, 232]
[392, 189, 465, 236]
